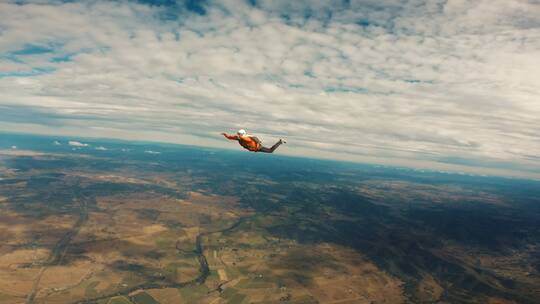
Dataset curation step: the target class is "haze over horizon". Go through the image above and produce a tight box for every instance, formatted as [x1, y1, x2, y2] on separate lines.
[1, 0, 540, 178]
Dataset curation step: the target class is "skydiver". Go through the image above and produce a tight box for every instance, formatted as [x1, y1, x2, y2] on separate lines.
[221, 129, 286, 153]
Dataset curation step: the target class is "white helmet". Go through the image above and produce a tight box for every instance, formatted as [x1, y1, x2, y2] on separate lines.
[237, 129, 247, 136]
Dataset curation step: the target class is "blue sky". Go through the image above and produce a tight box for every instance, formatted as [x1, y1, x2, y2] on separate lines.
[1, 0, 540, 178]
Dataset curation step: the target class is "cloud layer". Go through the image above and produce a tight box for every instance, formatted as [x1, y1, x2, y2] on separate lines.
[1, 0, 540, 177]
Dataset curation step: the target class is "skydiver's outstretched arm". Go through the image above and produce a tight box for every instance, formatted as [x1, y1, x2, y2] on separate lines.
[222, 133, 239, 140]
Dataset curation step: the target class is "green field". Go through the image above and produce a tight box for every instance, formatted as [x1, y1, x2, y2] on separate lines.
[108, 296, 133, 304]
[178, 284, 209, 302]
[131, 292, 160, 304]
[84, 281, 100, 298]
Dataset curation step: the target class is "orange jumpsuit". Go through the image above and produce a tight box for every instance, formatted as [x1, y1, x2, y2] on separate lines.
[224, 134, 261, 152]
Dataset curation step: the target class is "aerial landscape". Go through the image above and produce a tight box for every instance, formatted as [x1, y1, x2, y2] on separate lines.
[2, 0, 540, 303]
[1, 133, 539, 304]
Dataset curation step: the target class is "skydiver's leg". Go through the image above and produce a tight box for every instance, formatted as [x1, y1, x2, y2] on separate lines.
[258, 146, 272, 153]
[258, 140, 284, 153]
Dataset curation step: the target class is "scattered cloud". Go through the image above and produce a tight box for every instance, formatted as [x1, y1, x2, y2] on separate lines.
[95, 146, 107, 150]
[0, 0, 539, 177]
[144, 150, 161, 154]
[68, 140, 88, 147]
[53, 140, 61, 145]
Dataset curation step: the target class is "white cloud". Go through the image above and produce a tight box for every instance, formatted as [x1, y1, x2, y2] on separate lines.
[53, 140, 61, 145]
[0, 0, 540, 177]
[144, 150, 161, 155]
[68, 140, 88, 147]
[95, 146, 107, 150]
